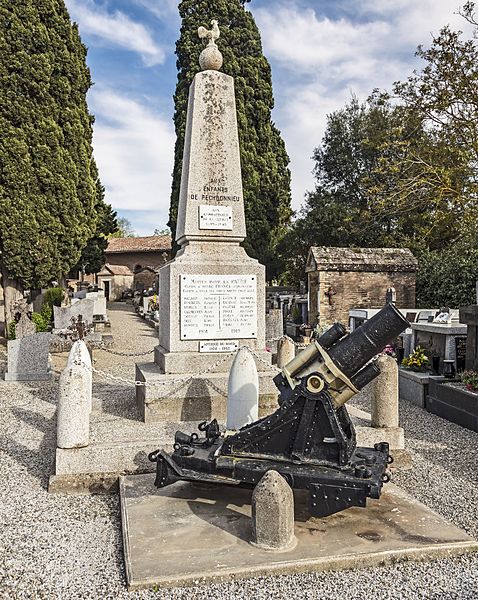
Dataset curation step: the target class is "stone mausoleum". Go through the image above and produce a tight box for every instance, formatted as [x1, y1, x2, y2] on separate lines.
[306, 247, 418, 327]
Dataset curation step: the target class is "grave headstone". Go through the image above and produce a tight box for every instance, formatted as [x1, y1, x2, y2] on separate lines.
[136, 22, 277, 422]
[276, 337, 295, 368]
[265, 309, 283, 355]
[5, 332, 52, 381]
[411, 321, 467, 367]
[459, 305, 478, 370]
[53, 298, 94, 330]
[57, 341, 92, 448]
[13, 299, 36, 339]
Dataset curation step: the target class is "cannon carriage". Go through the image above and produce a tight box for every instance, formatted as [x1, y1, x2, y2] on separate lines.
[149, 303, 409, 517]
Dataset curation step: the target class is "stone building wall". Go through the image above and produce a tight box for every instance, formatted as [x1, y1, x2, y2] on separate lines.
[107, 251, 169, 273]
[306, 247, 418, 328]
[97, 273, 134, 302]
[308, 270, 417, 327]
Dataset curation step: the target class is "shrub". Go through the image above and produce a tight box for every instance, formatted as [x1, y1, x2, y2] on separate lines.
[31, 312, 50, 332]
[43, 287, 63, 309]
[8, 320, 16, 340]
[37, 287, 62, 328]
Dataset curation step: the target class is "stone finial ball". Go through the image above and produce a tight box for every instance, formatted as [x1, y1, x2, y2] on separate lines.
[199, 45, 223, 71]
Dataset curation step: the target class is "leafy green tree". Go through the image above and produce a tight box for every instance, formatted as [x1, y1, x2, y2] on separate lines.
[369, 3, 478, 250]
[109, 216, 136, 239]
[416, 237, 478, 307]
[169, 0, 292, 279]
[280, 97, 428, 284]
[283, 2, 478, 305]
[0, 0, 105, 327]
[153, 226, 171, 236]
[75, 186, 118, 275]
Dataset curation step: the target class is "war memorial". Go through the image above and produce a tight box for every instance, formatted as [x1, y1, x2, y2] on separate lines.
[1, 8, 477, 600]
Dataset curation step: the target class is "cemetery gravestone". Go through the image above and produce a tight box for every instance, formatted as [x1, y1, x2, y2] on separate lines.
[86, 291, 107, 320]
[411, 321, 467, 367]
[5, 332, 52, 381]
[13, 299, 36, 339]
[53, 299, 94, 330]
[136, 23, 277, 422]
[459, 305, 478, 370]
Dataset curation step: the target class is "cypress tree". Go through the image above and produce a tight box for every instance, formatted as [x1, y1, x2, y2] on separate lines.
[0, 0, 110, 324]
[169, 0, 292, 280]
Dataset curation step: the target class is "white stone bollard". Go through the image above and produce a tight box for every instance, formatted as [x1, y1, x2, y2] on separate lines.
[67, 340, 92, 411]
[226, 348, 259, 430]
[371, 354, 399, 429]
[57, 342, 92, 449]
[276, 337, 295, 368]
[251, 470, 296, 551]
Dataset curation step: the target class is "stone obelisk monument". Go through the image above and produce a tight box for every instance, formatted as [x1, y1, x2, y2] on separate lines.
[136, 21, 278, 423]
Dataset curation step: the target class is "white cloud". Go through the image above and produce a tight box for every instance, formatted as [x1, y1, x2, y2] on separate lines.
[252, 0, 476, 211]
[65, 0, 165, 65]
[132, 0, 178, 20]
[89, 88, 175, 232]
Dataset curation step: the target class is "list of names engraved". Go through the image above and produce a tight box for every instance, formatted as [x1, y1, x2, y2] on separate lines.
[180, 275, 257, 340]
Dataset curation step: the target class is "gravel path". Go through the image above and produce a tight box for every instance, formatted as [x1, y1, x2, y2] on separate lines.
[0, 304, 477, 599]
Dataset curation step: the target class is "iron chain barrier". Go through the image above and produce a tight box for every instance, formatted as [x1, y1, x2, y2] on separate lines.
[96, 345, 154, 358]
[55, 345, 282, 393]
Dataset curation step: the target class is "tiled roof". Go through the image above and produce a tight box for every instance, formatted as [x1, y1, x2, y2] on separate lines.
[307, 247, 419, 272]
[106, 235, 172, 253]
[99, 264, 134, 276]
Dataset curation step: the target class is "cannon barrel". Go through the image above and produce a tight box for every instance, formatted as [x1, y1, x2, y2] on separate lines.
[280, 303, 409, 407]
[326, 303, 409, 378]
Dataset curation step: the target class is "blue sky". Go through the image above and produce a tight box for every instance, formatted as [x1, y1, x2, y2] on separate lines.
[64, 0, 474, 236]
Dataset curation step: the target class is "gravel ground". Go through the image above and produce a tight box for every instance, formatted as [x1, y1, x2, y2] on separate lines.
[0, 304, 477, 599]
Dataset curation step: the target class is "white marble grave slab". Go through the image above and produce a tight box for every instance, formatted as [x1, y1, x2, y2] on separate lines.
[5, 333, 52, 381]
[54, 299, 94, 329]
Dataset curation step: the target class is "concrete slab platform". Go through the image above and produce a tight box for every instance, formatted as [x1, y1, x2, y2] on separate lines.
[120, 474, 478, 591]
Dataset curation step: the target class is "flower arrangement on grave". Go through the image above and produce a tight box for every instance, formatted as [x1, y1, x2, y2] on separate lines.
[401, 346, 430, 372]
[382, 344, 396, 358]
[460, 370, 478, 393]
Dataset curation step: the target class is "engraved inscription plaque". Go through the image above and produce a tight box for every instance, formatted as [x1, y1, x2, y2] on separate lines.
[199, 341, 239, 353]
[181, 275, 257, 340]
[199, 205, 233, 230]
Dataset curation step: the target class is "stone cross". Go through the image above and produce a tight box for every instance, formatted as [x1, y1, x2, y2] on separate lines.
[13, 298, 36, 339]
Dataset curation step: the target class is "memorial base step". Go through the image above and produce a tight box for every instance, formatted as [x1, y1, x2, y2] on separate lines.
[135, 361, 279, 423]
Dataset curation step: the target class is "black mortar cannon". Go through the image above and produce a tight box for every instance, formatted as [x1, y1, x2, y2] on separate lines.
[149, 303, 409, 517]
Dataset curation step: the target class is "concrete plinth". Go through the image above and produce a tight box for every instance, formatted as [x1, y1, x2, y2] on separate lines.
[355, 425, 405, 449]
[136, 361, 278, 423]
[120, 474, 478, 591]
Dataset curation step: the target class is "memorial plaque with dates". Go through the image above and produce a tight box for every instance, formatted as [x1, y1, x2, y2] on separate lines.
[199, 340, 239, 353]
[199, 205, 233, 230]
[180, 275, 257, 340]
